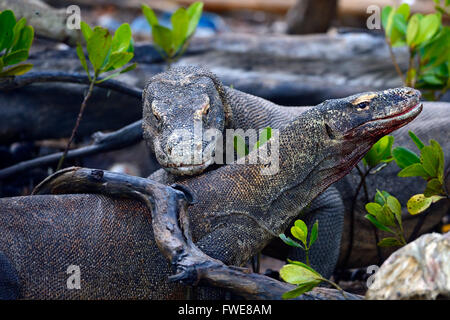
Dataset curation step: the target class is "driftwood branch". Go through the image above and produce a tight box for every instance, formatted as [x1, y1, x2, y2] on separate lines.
[0, 120, 143, 180]
[0, 72, 142, 98]
[33, 167, 362, 300]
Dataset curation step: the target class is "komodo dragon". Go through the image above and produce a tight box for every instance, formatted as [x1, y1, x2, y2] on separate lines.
[92, 66, 449, 271]
[0, 87, 422, 299]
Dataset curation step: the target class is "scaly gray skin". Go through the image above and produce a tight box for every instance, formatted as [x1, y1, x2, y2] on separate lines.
[84, 67, 447, 273]
[0, 87, 422, 299]
[141, 66, 343, 278]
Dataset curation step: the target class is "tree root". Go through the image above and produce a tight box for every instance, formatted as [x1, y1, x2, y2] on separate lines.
[33, 167, 362, 300]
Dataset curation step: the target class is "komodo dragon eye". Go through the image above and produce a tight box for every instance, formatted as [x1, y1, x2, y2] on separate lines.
[356, 101, 370, 111]
[153, 112, 161, 122]
[201, 103, 210, 116]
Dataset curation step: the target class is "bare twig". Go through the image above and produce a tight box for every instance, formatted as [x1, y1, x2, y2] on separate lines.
[57, 75, 97, 170]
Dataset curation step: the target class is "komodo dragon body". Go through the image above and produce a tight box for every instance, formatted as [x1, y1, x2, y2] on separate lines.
[142, 66, 343, 278]
[0, 87, 422, 299]
[106, 66, 447, 273]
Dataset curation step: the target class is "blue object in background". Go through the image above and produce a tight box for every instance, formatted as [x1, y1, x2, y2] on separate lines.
[130, 11, 227, 37]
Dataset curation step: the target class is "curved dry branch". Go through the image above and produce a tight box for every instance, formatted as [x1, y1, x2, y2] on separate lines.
[33, 167, 362, 300]
[0, 72, 142, 98]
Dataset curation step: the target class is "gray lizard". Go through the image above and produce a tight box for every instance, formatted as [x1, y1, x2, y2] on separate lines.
[0, 86, 422, 299]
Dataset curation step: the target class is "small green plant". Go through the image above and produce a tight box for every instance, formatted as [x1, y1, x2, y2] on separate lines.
[142, 2, 203, 67]
[394, 131, 447, 213]
[233, 127, 272, 157]
[0, 9, 34, 77]
[278, 219, 344, 299]
[279, 219, 318, 266]
[365, 190, 406, 247]
[364, 132, 448, 248]
[382, 3, 450, 100]
[57, 23, 136, 170]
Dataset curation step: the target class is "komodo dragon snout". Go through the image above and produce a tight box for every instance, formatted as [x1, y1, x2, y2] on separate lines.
[142, 67, 230, 175]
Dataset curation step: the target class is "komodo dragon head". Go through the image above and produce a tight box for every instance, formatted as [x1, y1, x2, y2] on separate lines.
[142, 66, 231, 175]
[321, 87, 423, 161]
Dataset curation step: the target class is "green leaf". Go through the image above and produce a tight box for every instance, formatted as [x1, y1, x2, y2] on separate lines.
[111, 23, 132, 53]
[171, 8, 189, 50]
[408, 131, 425, 150]
[152, 25, 173, 56]
[386, 196, 402, 217]
[142, 4, 159, 27]
[422, 74, 444, 85]
[86, 27, 112, 74]
[398, 163, 430, 179]
[11, 17, 26, 49]
[76, 44, 91, 80]
[396, 3, 410, 20]
[0, 63, 33, 76]
[374, 190, 391, 206]
[309, 220, 318, 247]
[424, 178, 444, 197]
[286, 259, 322, 276]
[279, 234, 303, 249]
[365, 202, 383, 216]
[254, 127, 272, 150]
[415, 14, 440, 45]
[383, 6, 396, 37]
[377, 237, 403, 247]
[291, 226, 307, 247]
[407, 194, 432, 215]
[0, 57, 3, 72]
[279, 264, 322, 285]
[393, 13, 407, 35]
[420, 145, 439, 177]
[393, 147, 420, 169]
[0, 10, 16, 52]
[3, 49, 28, 66]
[80, 21, 93, 41]
[381, 6, 393, 30]
[406, 14, 420, 46]
[430, 140, 445, 181]
[12, 25, 33, 52]
[376, 205, 397, 227]
[282, 282, 320, 299]
[103, 52, 133, 71]
[293, 220, 308, 246]
[363, 135, 394, 167]
[186, 2, 204, 37]
[364, 214, 394, 233]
